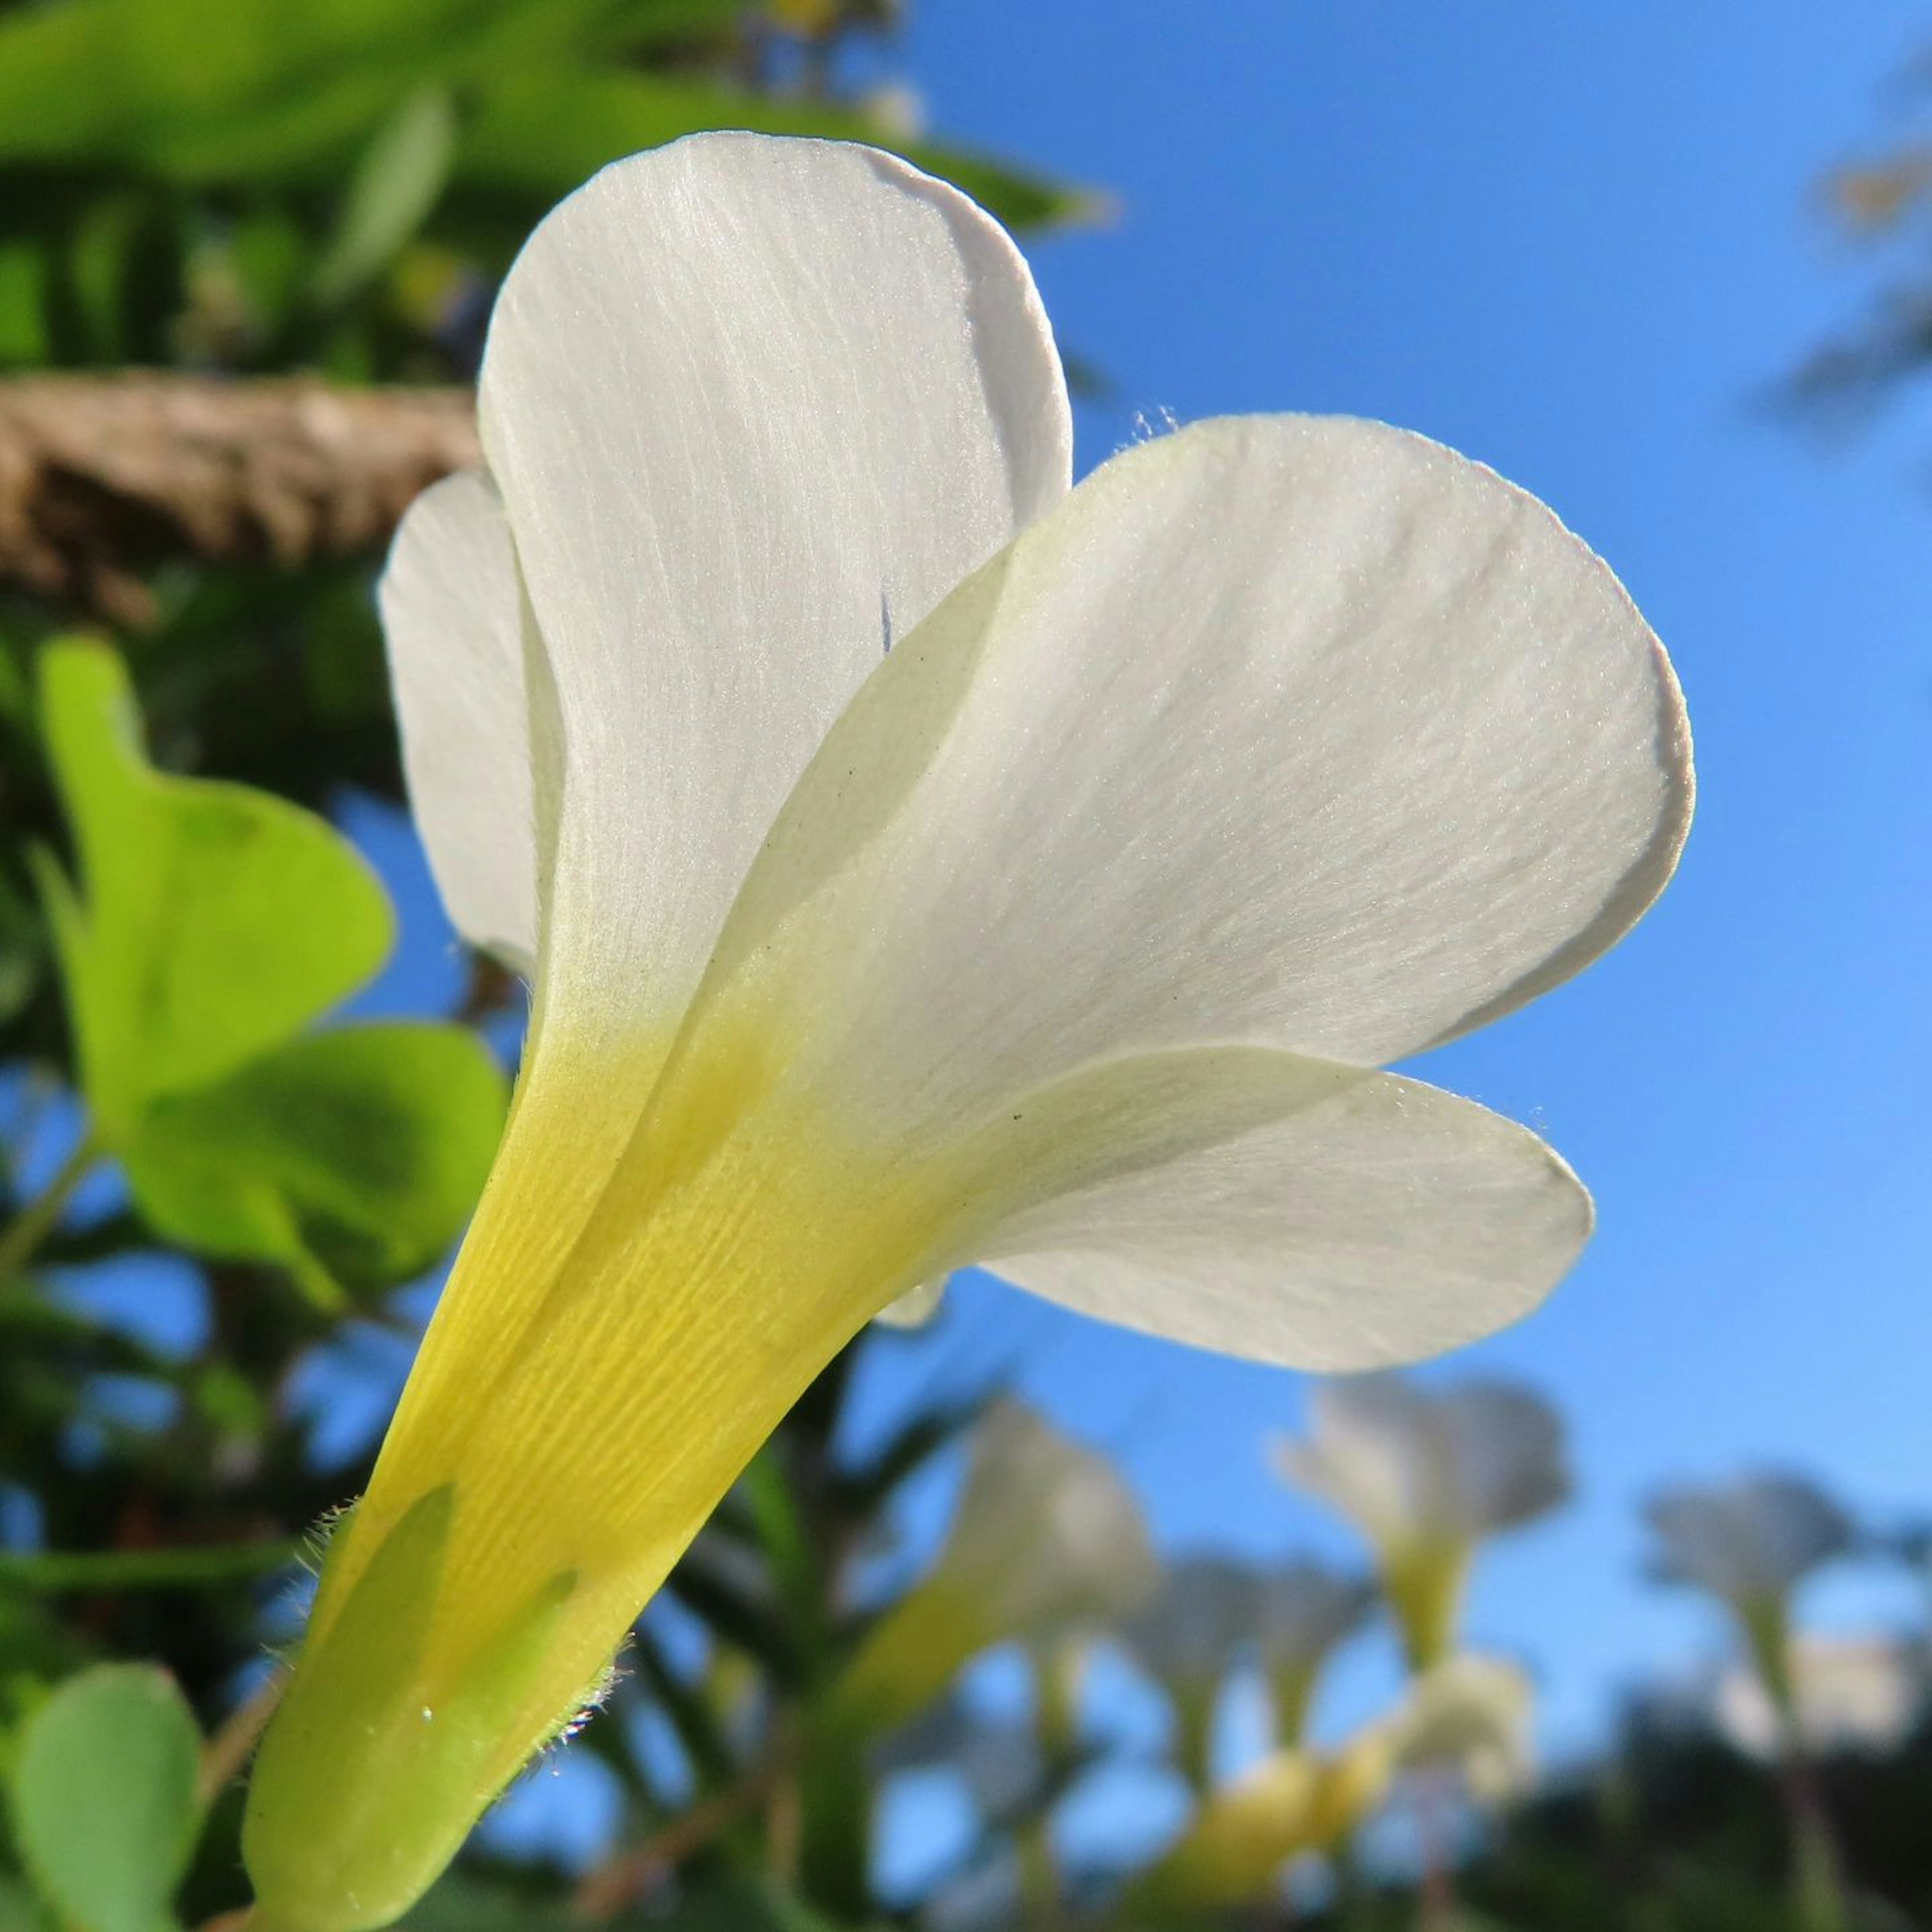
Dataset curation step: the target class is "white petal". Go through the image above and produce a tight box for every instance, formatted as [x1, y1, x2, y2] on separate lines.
[700, 414, 1690, 1129]
[379, 471, 537, 973]
[1386, 1654, 1536, 1800]
[1438, 1382, 1570, 1533]
[1123, 1556, 1259, 1685]
[969, 1058, 1590, 1373]
[1647, 1475, 1854, 1604]
[478, 132, 1071, 1046]
[873, 1275, 949, 1328]
[1274, 1378, 1443, 1543]
[937, 1401, 1160, 1639]
[1255, 1563, 1376, 1670]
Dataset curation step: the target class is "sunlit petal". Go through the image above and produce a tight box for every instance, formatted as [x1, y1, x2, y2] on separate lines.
[480, 130, 1072, 1065]
[379, 471, 536, 974]
[968, 1060, 1591, 1373]
[700, 413, 1691, 1126]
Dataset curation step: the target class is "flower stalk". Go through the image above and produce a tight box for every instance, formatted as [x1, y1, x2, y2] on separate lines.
[0, 1133, 99, 1282]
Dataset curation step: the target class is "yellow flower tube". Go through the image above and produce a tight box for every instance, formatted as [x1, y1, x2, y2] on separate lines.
[242, 132, 1691, 1928]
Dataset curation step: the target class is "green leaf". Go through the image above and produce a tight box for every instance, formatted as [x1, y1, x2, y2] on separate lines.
[0, 1540, 299, 1594]
[404, 1873, 572, 1930]
[0, 243, 50, 366]
[36, 639, 393, 1139]
[11, 1664, 202, 1932]
[660, 1877, 859, 1931]
[122, 1020, 508, 1304]
[455, 68, 1095, 231]
[0, 1876, 51, 1932]
[309, 85, 457, 309]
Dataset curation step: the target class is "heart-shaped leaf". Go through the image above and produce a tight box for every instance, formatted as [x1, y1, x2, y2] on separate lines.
[11, 1665, 202, 1932]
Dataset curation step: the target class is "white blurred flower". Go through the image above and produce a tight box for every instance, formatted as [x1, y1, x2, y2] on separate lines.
[1256, 1561, 1378, 1744]
[1710, 1634, 1926, 1762]
[1125, 1556, 1258, 1689]
[1647, 1472, 1854, 1724]
[1274, 1376, 1569, 1667]
[1128, 1733, 1396, 1913]
[1128, 1654, 1533, 1914]
[862, 82, 928, 140]
[835, 1401, 1158, 1732]
[1647, 1474, 1853, 1609]
[1121, 1556, 1257, 1789]
[1383, 1653, 1536, 1806]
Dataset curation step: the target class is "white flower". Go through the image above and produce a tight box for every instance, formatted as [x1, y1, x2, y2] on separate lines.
[1646, 1474, 1855, 1723]
[1709, 1636, 1928, 1761]
[1383, 1653, 1536, 1804]
[1273, 1375, 1569, 1667]
[1256, 1561, 1377, 1744]
[1124, 1555, 1259, 1692]
[1258, 1561, 1379, 1675]
[246, 131, 1692, 1929]
[1121, 1555, 1258, 1789]
[1646, 1474, 1854, 1611]
[834, 1401, 1158, 1732]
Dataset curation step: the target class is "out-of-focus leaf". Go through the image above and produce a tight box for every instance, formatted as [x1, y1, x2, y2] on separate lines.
[0, 1875, 51, 1932]
[309, 86, 457, 309]
[11, 1664, 202, 1932]
[629, 1619, 740, 1787]
[0, 1540, 299, 1594]
[403, 1872, 574, 1930]
[454, 69, 1092, 231]
[834, 1394, 986, 1516]
[36, 639, 392, 1139]
[226, 208, 309, 341]
[600, 0, 750, 51]
[0, 868, 44, 1026]
[741, 1448, 821, 1626]
[666, 1539, 805, 1688]
[0, 243, 49, 365]
[648, 1878, 859, 1931]
[0, 0, 634, 181]
[123, 1020, 507, 1305]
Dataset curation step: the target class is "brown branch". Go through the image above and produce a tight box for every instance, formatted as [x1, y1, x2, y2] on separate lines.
[0, 374, 478, 627]
[571, 1761, 785, 1920]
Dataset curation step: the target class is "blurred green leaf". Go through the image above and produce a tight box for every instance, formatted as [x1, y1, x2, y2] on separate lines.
[37, 639, 393, 1139]
[0, 1878, 49, 1932]
[310, 85, 456, 309]
[834, 1394, 984, 1516]
[123, 1020, 508, 1305]
[11, 1664, 202, 1932]
[0, 243, 49, 366]
[404, 1872, 573, 1929]
[0, 1540, 299, 1594]
[667, 1877, 862, 1930]
[455, 68, 1090, 231]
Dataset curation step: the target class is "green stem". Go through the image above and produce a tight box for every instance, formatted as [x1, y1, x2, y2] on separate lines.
[1782, 1745, 1847, 1932]
[1414, 1762, 1459, 1930]
[0, 1539, 301, 1592]
[795, 1711, 875, 1921]
[1015, 1815, 1059, 1926]
[0, 1132, 101, 1281]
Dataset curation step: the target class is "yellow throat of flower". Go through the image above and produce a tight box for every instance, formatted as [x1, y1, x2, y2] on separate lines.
[244, 1002, 950, 1931]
